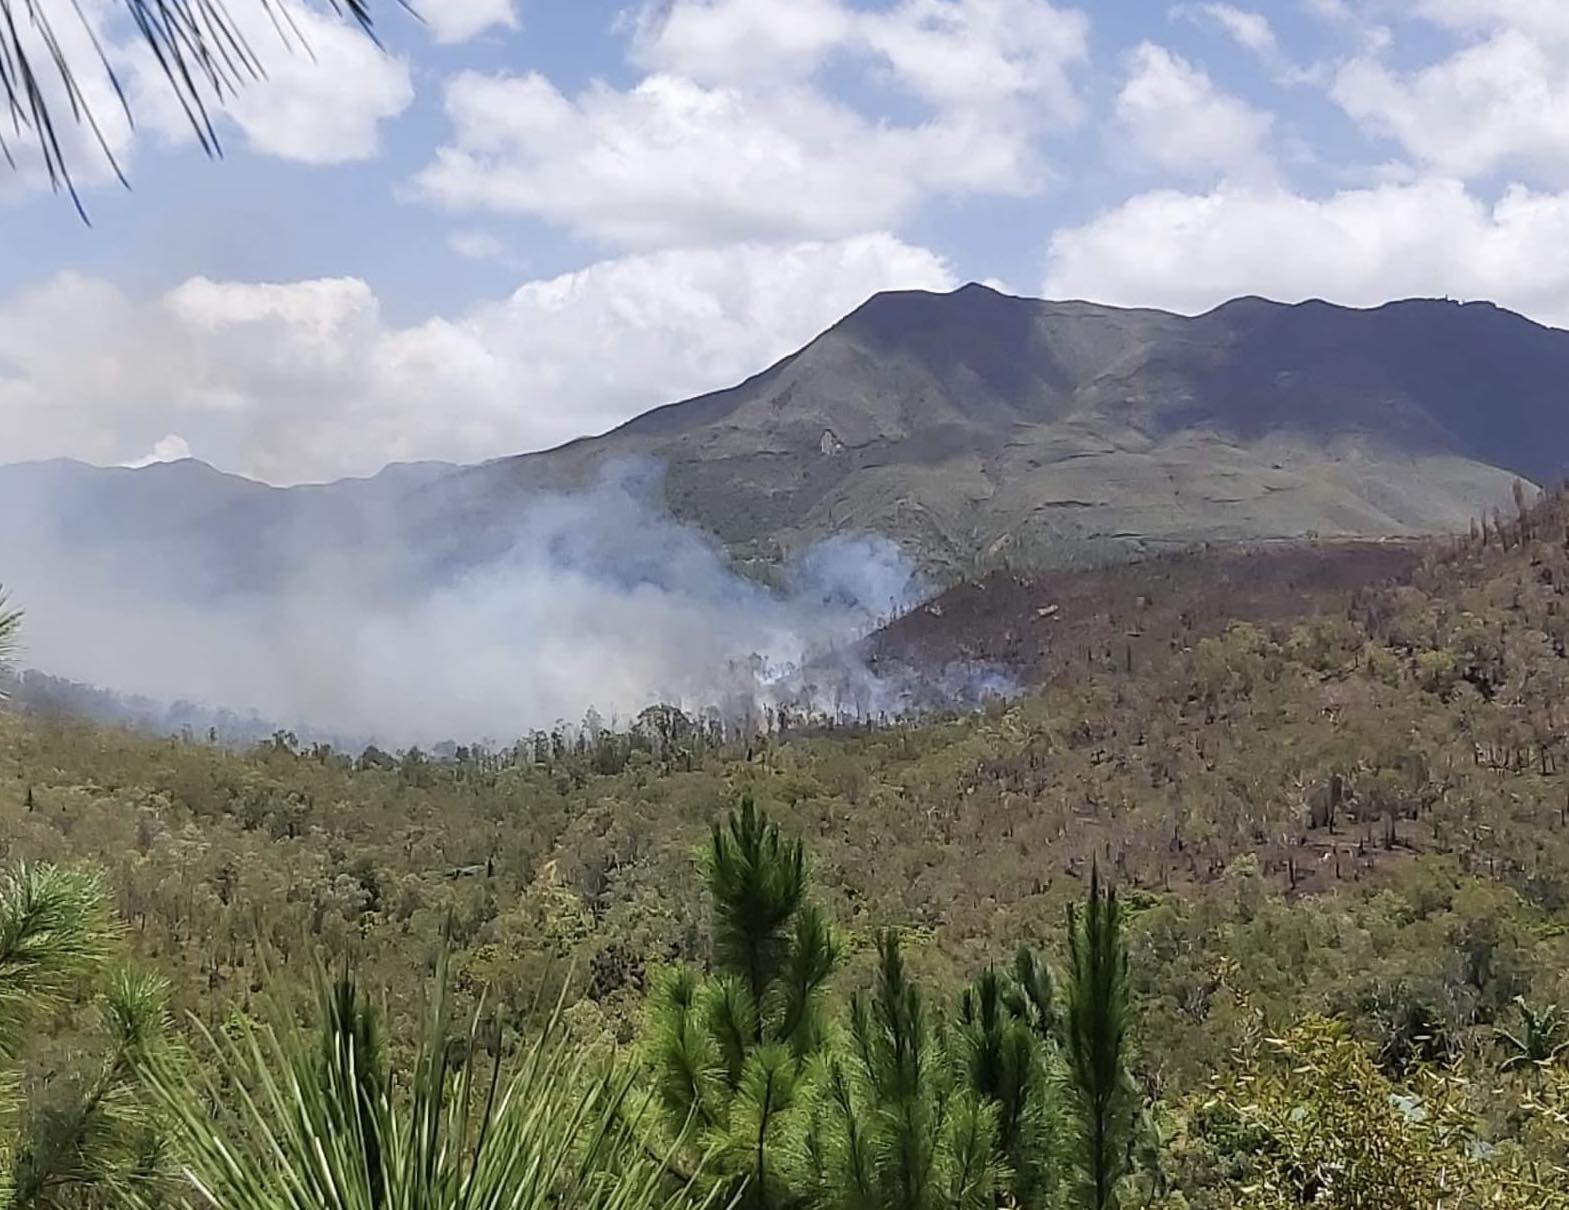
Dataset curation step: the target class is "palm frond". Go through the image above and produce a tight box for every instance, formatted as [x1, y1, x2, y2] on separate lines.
[0, 0, 395, 216]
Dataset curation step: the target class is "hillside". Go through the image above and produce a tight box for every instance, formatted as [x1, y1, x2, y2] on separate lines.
[441, 286, 1557, 572]
[6, 487, 1569, 1204]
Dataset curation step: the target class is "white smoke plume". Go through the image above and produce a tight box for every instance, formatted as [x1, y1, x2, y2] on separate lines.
[2, 460, 945, 746]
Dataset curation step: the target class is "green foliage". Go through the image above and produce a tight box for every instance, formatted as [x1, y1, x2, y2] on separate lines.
[19, 491, 1569, 1204]
[144, 955, 705, 1210]
[1497, 996, 1569, 1073]
[797, 931, 1002, 1210]
[0, 865, 117, 1059]
[1063, 867, 1137, 1210]
[1188, 1017, 1562, 1209]
[0, 865, 173, 1208]
[955, 948, 1058, 1207]
[8, 969, 175, 1209]
[644, 796, 838, 1207]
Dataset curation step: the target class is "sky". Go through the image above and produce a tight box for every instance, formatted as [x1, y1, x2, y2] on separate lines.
[5, 0, 1569, 484]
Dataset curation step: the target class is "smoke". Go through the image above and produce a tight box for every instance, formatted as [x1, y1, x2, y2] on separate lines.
[0, 460, 958, 746]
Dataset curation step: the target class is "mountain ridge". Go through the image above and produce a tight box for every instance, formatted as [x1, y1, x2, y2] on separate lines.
[5, 286, 1560, 582]
[424, 285, 1556, 572]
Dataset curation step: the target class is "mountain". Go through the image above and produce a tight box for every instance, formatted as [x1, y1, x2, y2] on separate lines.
[4, 286, 1564, 589]
[427, 286, 1562, 573]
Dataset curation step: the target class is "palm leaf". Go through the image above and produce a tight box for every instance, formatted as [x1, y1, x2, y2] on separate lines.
[0, 0, 398, 216]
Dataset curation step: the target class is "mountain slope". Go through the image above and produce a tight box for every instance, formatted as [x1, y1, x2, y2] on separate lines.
[431, 286, 1556, 572]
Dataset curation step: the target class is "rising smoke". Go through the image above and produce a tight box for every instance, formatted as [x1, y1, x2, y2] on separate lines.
[1, 460, 991, 746]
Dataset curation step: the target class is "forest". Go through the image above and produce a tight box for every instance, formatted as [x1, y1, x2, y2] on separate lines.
[5, 485, 1569, 1207]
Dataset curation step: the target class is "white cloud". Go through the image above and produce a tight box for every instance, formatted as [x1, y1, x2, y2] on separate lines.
[1115, 43, 1274, 180]
[448, 230, 508, 260]
[856, 0, 1087, 119]
[1415, 0, 1569, 43]
[423, 0, 520, 44]
[418, 74, 907, 244]
[0, 236, 954, 484]
[419, 0, 1087, 246]
[1043, 177, 1569, 326]
[1334, 29, 1569, 182]
[1173, 3, 1277, 58]
[125, 0, 413, 165]
[626, 0, 854, 83]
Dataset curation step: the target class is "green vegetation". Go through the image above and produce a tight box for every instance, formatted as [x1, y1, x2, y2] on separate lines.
[0, 864, 174, 1207]
[9, 488, 1569, 1204]
[143, 960, 704, 1210]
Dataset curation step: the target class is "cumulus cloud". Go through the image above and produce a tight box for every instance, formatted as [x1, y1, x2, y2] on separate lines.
[1185, 3, 1276, 57]
[1043, 177, 1569, 325]
[417, 0, 1088, 246]
[1334, 29, 1569, 182]
[423, 0, 520, 44]
[1115, 43, 1274, 180]
[0, 235, 954, 484]
[625, 0, 855, 83]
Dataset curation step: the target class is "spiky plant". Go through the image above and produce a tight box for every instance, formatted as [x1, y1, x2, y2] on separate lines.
[1062, 867, 1137, 1210]
[799, 931, 1001, 1210]
[1498, 997, 1569, 1073]
[643, 796, 838, 1209]
[0, 590, 20, 701]
[956, 946, 1058, 1207]
[144, 954, 708, 1210]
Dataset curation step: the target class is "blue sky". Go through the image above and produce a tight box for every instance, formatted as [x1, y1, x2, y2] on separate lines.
[6, 0, 1569, 482]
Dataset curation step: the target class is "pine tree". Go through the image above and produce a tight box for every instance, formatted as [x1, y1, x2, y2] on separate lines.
[800, 932, 1001, 1210]
[957, 946, 1058, 1207]
[1062, 867, 1137, 1210]
[643, 796, 838, 1209]
[0, 864, 173, 1208]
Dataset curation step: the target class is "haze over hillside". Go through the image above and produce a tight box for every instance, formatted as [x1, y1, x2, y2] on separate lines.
[2, 285, 1558, 735]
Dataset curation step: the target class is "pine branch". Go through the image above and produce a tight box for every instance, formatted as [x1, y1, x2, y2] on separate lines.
[0, 863, 118, 1060]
